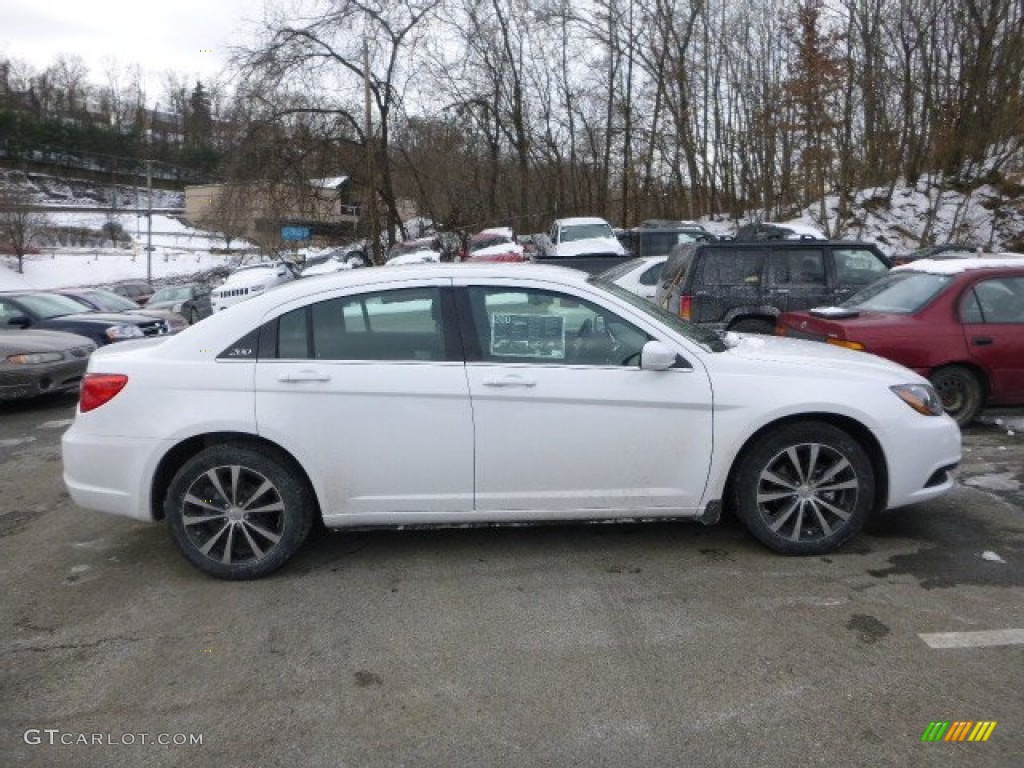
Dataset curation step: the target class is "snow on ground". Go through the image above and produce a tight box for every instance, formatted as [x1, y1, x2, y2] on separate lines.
[1, 247, 234, 290]
[0, 210, 268, 291]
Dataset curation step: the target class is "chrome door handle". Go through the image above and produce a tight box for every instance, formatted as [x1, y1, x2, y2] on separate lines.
[278, 370, 331, 382]
[482, 376, 536, 388]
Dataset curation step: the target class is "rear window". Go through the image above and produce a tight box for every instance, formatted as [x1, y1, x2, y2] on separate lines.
[660, 244, 699, 284]
[833, 248, 890, 286]
[844, 271, 952, 313]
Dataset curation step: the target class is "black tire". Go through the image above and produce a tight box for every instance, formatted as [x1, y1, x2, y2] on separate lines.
[731, 422, 875, 555]
[164, 445, 314, 579]
[729, 317, 775, 334]
[928, 366, 984, 426]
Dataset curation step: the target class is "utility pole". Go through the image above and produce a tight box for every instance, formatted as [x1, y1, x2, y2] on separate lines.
[146, 159, 153, 282]
[363, 36, 380, 264]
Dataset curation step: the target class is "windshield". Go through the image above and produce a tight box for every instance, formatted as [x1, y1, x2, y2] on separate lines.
[596, 259, 645, 281]
[16, 293, 96, 319]
[590, 276, 727, 352]
[843, 271, 953, 313]
[80, 289, 140, 311]
[563, 223, 614, 241]
[151, 286, 193, 302]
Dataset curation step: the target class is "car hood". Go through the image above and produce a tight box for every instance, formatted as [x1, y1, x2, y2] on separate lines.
[556, 237, 626, 257]
[45, 312, 162, 326]
[470, 242, 525, 259]
[0, 328, 95, 354]
[719, 333, 922, 382]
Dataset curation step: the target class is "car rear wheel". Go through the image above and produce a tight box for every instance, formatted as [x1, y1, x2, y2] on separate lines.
[165, 445, 314, 579]
[928, 366, 984, 426]
[729, 317, 775, 334]
[731, 422, 875, 555]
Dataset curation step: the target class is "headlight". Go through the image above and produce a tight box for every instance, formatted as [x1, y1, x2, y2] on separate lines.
[105, 324, 145, 341]
[250, 285, 265, 294]
[891, 383, 944, 416]
[6, 351, 64, 365]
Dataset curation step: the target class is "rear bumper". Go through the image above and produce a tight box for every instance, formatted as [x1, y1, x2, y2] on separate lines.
[62, 427, 166, 522]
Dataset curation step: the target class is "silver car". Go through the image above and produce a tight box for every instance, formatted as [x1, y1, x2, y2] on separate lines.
[0, 329, 95, 400]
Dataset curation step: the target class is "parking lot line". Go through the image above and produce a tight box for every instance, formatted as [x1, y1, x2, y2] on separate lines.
[919, 628, 1024, 649]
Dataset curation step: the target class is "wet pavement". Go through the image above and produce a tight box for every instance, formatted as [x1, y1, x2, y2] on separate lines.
[1, 396, 1021, 767]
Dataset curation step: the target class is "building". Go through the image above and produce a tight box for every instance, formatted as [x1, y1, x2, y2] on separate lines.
[184, 177, 361, 246]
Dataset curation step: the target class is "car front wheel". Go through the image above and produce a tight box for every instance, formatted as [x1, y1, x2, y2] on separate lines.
[165, 445, 314, 579]
[731, 422, 875, 555]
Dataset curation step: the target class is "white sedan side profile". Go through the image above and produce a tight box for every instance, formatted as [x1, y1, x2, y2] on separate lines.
[62, 264, 961, 579]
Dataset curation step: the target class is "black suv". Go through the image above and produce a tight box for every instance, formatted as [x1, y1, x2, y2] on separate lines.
[617, 226, 715, 258]
[654, 240, 890, 334]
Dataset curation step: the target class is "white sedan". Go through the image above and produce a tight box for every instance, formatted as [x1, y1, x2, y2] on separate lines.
[62, 264, 961, 579]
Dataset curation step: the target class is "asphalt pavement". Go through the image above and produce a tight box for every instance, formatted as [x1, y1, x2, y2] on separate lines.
[1, 393, 1021, 768]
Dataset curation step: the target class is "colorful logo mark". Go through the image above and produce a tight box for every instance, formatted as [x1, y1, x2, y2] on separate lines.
[921, 721, 997, 742]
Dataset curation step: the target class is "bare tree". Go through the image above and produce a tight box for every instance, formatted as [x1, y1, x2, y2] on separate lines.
[0, 187, 51, 274]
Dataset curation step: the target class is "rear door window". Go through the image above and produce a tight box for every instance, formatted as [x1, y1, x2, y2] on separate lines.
[272, 287, 448, 361]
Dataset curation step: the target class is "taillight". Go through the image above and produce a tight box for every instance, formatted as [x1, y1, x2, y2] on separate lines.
[80, 374, 128, 412]
[679, 295, 693, 320]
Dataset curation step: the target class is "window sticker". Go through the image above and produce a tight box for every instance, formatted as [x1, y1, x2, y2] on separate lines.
[490, 313, 566, 358]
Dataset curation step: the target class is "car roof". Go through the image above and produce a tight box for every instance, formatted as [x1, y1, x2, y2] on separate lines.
[557, 217, 610, 226]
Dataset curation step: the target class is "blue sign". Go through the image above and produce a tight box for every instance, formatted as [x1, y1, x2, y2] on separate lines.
[281, 226, 312, 241]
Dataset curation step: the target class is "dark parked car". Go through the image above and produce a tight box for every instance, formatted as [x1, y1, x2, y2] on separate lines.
[108, 280, 154, 306]
[734, 222, 827, 241]
[655, 239, 891, 334]
[145, 284, 213, 324]
[616, 226, 715, 259]
[0, 329, 95, 401]
[0, 291, 174, 346]
[775, 257, 1024, 424]
[56, 288, 188, 332]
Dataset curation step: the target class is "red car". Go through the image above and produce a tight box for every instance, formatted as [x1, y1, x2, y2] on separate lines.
[464, 227, 526, 262]
[775, 257, 1024, 425]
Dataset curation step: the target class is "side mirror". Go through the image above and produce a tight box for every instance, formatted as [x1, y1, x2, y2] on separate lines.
[639, 340, 678, 370]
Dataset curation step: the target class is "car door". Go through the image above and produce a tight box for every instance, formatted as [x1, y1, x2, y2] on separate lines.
[692, 247, 766, 323]
[453, 277, 714, 516]
[765, 246, 829, 313]
[253, 281, 475, 523]
[959, 276, 1024, 400]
